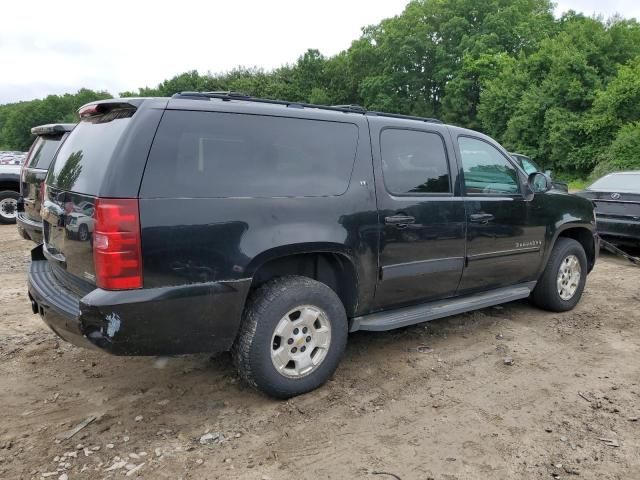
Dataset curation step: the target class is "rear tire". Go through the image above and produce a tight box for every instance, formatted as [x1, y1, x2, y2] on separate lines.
[78, 224, 89, 241]
[232, 276, 348, 399]
[531, 238, 587, 312]
[0, 190, 19, 225]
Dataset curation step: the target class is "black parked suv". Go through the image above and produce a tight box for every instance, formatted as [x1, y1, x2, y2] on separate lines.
[27, 94, 598, 398]
[17, 123, 75, 242]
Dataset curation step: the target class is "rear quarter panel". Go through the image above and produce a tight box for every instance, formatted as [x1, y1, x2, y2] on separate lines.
[138, 114, 379, 315]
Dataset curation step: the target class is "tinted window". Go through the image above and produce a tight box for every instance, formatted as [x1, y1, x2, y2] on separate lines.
[381, 129, 450, 194]
[512, 154, 540, 175]
[141, 111, 359, 198]
[588, 173, 640, 193]
[28, 136, 64, 169]
[47, 109, 133, 193]
[459, 137, 520, 195]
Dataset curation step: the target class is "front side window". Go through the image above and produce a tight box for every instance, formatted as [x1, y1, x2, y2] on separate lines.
[459, 137, 520, 195]
[380, 129, 450, 195]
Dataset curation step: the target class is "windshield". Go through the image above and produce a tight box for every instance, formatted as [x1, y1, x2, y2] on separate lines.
[588, 173, 640, 193]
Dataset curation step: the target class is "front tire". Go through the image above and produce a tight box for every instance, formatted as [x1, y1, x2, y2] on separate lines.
[232, 276, 348, 399]
[531, 238, 588, 312]
[0, 190, 19, 225]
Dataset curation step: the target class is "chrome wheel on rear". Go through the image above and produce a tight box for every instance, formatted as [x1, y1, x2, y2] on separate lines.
[557, 254, 581, 300]
[0, 197, 17, 221]
[270, 305, 332, 378]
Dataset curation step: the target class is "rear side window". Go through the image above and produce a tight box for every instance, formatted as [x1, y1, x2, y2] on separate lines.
[141, 111, 359, 198]
[380, 129, 450, 194]
[27, 136, 64, 169]
[47, 109, 134, 193]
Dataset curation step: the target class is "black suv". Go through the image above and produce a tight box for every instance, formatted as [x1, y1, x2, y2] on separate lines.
[17, 123, 75, 242]
[27, 94, 598, 398]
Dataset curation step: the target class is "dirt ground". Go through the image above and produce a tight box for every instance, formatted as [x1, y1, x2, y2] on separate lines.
[0, 224, 638, 480]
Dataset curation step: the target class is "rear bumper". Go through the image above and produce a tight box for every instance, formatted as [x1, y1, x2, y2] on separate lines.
[27, 246, 251, 355]
[596, 216, 640, 244]
[16, 213, 43, 243]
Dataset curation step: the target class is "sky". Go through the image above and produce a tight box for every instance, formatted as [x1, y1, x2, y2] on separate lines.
[2, 0, 639, 104]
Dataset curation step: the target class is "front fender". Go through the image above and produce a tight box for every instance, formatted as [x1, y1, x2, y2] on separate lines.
[537, 194, 597, 278]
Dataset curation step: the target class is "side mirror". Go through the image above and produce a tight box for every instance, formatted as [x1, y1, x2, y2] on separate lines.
[528, 172, 552, 193]
[545, 169, 553, 177]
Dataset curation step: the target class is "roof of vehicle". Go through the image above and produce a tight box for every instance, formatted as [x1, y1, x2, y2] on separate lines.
[31, 123, 76, 135]
[79, 93, 446, 127]
[78, 94, 520, 160]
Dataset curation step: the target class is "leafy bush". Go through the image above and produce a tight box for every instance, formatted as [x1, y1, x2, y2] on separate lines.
[591, 122, 640, 178]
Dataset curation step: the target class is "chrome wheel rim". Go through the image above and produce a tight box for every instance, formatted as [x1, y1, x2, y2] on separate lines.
[557, 254, 581, 300]
[270, 305, 332, 378]
[0, 198, 17, 220]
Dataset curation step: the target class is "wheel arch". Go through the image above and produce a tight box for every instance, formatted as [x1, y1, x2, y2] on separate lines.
[0, 174, 20, 192]
[548, 224, 597, 273]
[246, 244, 360, 318]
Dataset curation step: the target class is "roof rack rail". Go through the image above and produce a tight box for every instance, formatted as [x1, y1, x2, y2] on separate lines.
[171, 92, 443, 124]
[366, 111, 443, 124]
[332, 104, 367, 113]
[171, 91, 368, 115]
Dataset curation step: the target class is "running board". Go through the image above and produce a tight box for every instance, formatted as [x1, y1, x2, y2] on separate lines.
[350, 282, 536, 332]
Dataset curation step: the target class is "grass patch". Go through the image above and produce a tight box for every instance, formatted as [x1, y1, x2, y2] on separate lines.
[567, 179, 589, 191]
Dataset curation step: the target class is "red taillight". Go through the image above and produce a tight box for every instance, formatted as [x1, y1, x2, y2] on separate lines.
[93, 198, 143, 290]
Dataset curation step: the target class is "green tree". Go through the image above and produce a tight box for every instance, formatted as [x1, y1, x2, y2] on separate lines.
[479, 13, 640, 176]
[2, 0, 640, 181]
[0, 89, 111, 151]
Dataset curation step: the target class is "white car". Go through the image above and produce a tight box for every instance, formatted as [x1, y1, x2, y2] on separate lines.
[65, 209, 95, 241]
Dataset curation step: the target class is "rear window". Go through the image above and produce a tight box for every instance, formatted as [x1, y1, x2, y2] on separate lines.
[588, 173, 640, 193]
[141, 110, 359, 198]
[381, 129, 450, 194]
[47, 109, 133, 193]
[27, 136, 64, 169]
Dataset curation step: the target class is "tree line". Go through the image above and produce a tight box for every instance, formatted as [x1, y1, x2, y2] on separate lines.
[2, 0, 639, 180]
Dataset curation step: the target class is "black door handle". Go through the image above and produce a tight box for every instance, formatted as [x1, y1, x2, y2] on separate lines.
[385, 215, 415, 227]
[469, 213, 495, 224]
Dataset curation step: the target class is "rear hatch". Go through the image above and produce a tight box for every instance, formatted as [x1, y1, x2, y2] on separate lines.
[21, 125, 75, 223]
[41, 101, 145, 293]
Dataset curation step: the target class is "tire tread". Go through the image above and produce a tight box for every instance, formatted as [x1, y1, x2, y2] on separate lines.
[232, 275, 346, 398]
[531, 237, 587, 312]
